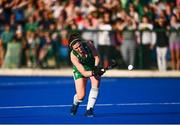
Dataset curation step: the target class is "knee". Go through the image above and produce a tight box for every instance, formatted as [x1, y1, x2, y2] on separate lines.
[77, 93, 85, 101]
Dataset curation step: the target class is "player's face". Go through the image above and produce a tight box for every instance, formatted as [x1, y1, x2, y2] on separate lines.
[72, 42, 83, 53]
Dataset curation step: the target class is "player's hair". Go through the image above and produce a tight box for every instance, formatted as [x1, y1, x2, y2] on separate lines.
[69, 33, 81, 48]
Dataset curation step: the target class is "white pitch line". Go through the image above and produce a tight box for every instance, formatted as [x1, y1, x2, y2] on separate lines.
[116, 102, 180, 106]
[0, 102, 180, 109]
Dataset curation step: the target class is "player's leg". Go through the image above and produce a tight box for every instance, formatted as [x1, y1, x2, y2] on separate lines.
[85, 76, 100, 117]
[74, 77, 87, 104]
[71, 77, 87, 116]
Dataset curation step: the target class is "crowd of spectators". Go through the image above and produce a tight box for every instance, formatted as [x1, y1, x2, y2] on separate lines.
[0, 0, 179, 71]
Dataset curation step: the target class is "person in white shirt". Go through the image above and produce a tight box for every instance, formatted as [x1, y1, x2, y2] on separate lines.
[97, 11, 112, 68]
[138, 16, 155, 69]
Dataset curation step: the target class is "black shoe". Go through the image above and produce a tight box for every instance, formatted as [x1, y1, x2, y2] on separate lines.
[70, 104, 79, 116]
[84, 108, 94, 117]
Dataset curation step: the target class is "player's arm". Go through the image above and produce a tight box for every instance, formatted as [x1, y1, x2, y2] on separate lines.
[71, 51, 92, 77]
[87, 41, 100, 66]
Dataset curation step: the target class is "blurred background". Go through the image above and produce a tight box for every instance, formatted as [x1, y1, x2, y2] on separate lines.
[0, 0, 179, 71]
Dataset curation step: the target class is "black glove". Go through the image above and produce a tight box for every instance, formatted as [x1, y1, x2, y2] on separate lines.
[92, 66, 105, 76]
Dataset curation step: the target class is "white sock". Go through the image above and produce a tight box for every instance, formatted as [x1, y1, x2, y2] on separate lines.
[87, 87, 99, 110]
[73, 94, 82, 105]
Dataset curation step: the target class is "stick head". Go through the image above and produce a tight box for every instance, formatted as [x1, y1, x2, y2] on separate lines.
[105, 60, 118, 70]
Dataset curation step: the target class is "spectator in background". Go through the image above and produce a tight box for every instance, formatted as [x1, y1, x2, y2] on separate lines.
[141, 5, 154, 21]
[154, 16, 169, 71]
[111, 18, 125, 68]
[153, 0, 166, 17]
[105, 0, 122, 22]
[25, 16, 39, 32]
[3, 31, 22, 68]
[40, 10, 54, 30]
[169, 15, 180, 70]
[81, 12, 99, 47]
[80, 0, 96, 17]
[56, 9, 68, 30]
[15, 28, 27, 67]
[0, 0, 5, 29]
[0, 38, 4, 67]
[98, 11, 112, 67]
[38, 31, 49, 68]
[174, 5, 180, 22]
[116, 9, 127, 21]
[65, 0, 77, 22]
[51, 0, 64, 19]
[133, 0, 144, 18]
[26, 31, 40, 68]
[1, 24, 14, 55]
[24, 0, 35, 19]
[128, 4, 139, 23]
[116, 15, 137, 68]
[67, 19, 78, 30]
[164, 3, 173, 22]
[58, 30, 70, 67]
[48, 22, 61, 68]
[38, 31, 55, 68]
[10, 0, 28, 25]
[138, 16, 155, 69]
[75, 7, 85, 29]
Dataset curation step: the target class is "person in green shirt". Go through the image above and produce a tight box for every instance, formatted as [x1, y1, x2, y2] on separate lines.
[69, 33, 105, 117]
[24, 16, 38, 32]
[1, 24, 14, 54]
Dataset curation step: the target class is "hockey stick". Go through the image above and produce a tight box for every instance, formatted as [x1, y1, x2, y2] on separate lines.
[102, 60, 118, 72]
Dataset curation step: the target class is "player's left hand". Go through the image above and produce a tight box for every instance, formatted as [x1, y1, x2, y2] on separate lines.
[92, 66, 105, 76]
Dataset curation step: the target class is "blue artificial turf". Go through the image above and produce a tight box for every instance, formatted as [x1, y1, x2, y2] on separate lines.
[0, 76, 180, 124]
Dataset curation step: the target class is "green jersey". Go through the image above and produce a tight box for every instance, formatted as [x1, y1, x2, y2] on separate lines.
[72, 42, 95, 80]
